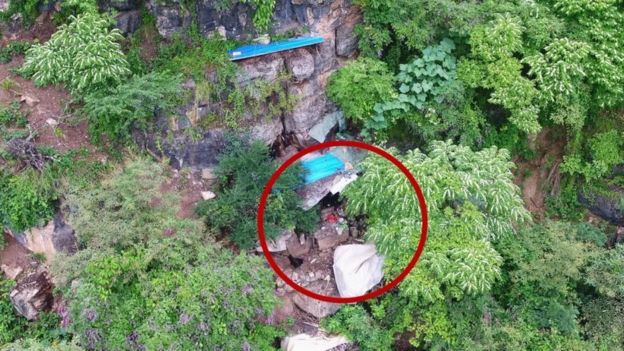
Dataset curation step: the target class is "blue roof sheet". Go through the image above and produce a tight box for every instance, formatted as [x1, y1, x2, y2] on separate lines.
[228, 36, 324, 61]
[301, 153, 345, 184]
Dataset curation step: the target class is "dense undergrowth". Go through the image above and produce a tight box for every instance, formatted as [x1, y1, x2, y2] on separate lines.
[0, 0, 623, 350]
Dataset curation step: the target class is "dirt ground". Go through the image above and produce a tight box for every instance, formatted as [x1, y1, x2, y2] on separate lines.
[513, 128, 567, 217]
[0, 56, 103, 155]
[0, 232, 33, 279]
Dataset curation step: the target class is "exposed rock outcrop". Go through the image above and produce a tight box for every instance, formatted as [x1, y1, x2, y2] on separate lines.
[10, 214, 77, 261]
[9, 265, 54, 320]
[1, 234, 56, 321]
[578, 187, 624, 226]
[137, 0, 361, 169]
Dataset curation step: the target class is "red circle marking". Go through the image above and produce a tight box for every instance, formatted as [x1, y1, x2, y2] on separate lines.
[257, 140, 428, 303]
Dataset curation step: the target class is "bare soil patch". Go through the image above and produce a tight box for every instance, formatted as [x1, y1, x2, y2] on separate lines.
[513, 128, 567, 218]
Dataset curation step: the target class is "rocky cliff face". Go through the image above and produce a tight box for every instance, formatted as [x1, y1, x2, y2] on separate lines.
[136, 0, 360, 168]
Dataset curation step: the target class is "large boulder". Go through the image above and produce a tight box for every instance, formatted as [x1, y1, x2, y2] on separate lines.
[333, 244, 384, 297]
[285, 49, 315, 82]
[10, 265, 54, 320]
[292, 281, 341, 318]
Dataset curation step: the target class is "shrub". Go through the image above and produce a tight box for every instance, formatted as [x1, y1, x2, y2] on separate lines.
[327, 58, 395, 125]
[343, 141, 530, 304]
[322, 305, 395, 350]
[83, 72, 183, 144]
[585, 245, 624, 299]
[64, 242, 281, 350]
[61, 159, 202, 254]
[561, 130, 624, 181]
[20, 13, 130, 96]
[0, 169, 55, 233]
[369, 39, 482, 143]
[0, 0, 42, 26]
[196, 139, 317, 249]
[52, 159, 282, 350]
[0, 339, 83, 351]
[0, 41, 31, 64]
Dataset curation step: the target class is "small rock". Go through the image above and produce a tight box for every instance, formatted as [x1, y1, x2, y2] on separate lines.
[257, 230, 293, 253]
[200, 191, 216, 200]
[20, 95, 39, 107]
[314, 225, 348, 251]
[46, 118, 58, 127]
[349, 226, 359, 237]
[201, 168, 217, 180]
[253, 34, 271, 45]
[183, 78, 196, 90]
[216, 25, 227, 39]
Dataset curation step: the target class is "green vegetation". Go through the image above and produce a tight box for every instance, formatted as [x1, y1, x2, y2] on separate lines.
[0, 168, 55, 233]
[83, 72, 183, 144]
[0, 0, 42, 26]
[1, 280, 63, 346]
[20, 13, 130, 96]
[1, 0, 624, 350]
[0, 41, 31, 64]
[52, 160, 282, 350]
[327, 57, 396, 126]
[197, 139, 317, 249]
[152, 33, 294, 129]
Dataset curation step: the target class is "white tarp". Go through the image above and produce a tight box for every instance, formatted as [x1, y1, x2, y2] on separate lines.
[282, 333, 349, 351]
[333, 244, 384, 297]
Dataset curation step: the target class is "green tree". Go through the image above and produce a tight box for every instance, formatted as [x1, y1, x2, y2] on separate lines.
[196, 139, 317, 249]
[342, 141, 530, 347]
[458, 14, 541, 134]
[585, 244, 624, 299]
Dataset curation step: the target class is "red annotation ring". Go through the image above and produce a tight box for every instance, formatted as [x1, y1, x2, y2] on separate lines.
[257, 140, 428, 303]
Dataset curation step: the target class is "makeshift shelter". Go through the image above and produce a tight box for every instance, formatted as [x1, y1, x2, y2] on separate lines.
[228, 36, 324, 61]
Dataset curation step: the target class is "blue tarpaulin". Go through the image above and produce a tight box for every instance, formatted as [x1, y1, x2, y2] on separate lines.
[301, 153, 345, 184]
[228, 36, 324, 61]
